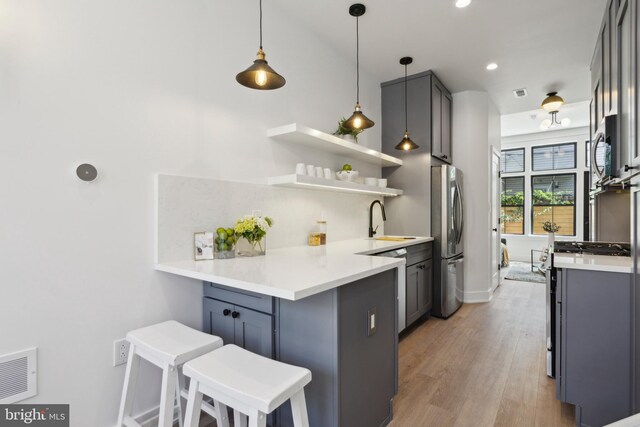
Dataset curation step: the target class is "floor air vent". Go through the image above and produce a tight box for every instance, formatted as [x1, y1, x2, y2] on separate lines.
[0, 348, 37, 403]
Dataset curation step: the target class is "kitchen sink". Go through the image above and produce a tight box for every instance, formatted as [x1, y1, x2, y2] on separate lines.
[373, 236, 417, 242]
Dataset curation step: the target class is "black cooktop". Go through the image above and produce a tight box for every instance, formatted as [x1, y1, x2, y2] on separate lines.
[554, 241, 631, 257]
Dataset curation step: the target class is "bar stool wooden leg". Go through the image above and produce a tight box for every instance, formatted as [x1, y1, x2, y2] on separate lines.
[290, 389, 310, 427]
[176, 367, 186, 427]
[247, 408, 266, 427]
[183, 380, 203, 427]
[234, 410, 248, 427]
[116, 344, 140, 426]
[213, 400, 230, 427]
[158, 364, 178, 427]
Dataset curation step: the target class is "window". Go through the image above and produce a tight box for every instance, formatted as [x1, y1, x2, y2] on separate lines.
[585, 140, 591, 168]
[532, 142, 577, 171]
[501, 148, 525, 173]
[501, 177, 524, 235]
[531, 174, 576, 236]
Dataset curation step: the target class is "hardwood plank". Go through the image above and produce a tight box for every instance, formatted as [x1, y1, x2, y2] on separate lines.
[391, 279, 574, 427]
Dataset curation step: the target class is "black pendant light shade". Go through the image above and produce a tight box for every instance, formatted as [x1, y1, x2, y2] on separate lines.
[396, 131, 419, 151]
[343, 4, 374, 131]
[236, 0, 285, 90]
[344, 103, 375, 130]
[236, 48, 286, 90]
[395, 56, 419, 151]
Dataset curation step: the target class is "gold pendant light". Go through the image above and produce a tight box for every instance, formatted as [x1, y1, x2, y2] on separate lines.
[541, 92, 564, 113]
[343, 4, 375, 131]
[395, 57, 419, 151]
[236, 0, 285, 90]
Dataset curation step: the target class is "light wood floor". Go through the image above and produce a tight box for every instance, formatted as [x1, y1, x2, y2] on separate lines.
[389, 279, 575, 427]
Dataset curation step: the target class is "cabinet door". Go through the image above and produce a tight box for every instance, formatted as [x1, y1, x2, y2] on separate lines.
[608, 0, 619, 114]
[632, 0, 640, 168]
[203, 298, 235, 346]
[604, 12, 612, 115]
[233, 306, 274, 358]
[431, 81, 443, 158]
[406, 264, 421, 326]
[618, 0, 632, 175]
[418, 260, 433, 313]
[442, 93, 452, 163]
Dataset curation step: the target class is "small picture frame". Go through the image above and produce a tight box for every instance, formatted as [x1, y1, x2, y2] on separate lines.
[194, 232, 214, 261]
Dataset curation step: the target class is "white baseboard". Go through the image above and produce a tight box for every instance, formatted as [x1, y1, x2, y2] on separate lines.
[463, 288, 494, 303]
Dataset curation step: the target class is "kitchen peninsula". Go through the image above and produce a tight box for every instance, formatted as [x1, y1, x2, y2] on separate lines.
[156, 237, 433, 426]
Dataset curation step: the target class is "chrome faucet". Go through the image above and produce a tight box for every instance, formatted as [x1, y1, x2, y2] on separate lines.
[369, 200, 387, 238]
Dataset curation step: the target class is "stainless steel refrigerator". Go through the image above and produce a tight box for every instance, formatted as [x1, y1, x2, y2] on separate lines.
[431, 165, 464, 318]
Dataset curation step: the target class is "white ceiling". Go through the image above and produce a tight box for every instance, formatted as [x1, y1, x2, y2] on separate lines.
[272, 0, 607, 114]
[501, 101, 590, 137]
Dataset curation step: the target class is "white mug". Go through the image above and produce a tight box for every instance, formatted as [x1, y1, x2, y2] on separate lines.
[306, 165, 316, 177]
[315, 166, 323, 177]
[296, 163, 306, 175]
[323, 168, 333, 179]
[378, 179, 388, 188]
[364, 177, 378, 186]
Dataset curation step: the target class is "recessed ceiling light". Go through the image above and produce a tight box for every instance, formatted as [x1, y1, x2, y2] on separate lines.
[486, 63, 498, 70]
[455, 0, 471, 8]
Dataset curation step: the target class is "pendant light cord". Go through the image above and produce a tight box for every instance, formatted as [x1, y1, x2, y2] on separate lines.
[356, 16, 360, 103]
[404, 64, 408, 131]
[259, 0, 263, 49]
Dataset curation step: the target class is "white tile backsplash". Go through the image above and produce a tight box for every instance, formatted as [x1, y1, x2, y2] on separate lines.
[156, 174, 383, 263]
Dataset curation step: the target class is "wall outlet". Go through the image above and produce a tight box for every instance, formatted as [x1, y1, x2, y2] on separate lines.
[113, 339, 129, 367]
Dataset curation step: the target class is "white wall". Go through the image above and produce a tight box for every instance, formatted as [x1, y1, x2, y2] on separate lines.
[501, 127, 590, 261]
[452, 91, 501, 303]
[0, 2, 383, 425]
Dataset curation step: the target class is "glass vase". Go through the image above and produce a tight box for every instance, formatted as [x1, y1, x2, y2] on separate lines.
[214, 229, 236, 260]
[236, 236, 267, 257]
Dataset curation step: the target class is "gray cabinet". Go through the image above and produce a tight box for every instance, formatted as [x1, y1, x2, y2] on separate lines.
[202, 269, 398, 427]
[432, 78, 452, 163]
[405, 242, 434, 327]
[203, 286, 274, 359]
[381, 70, 452, 164]
[406, 259, 433, 326]
[554, 268, 632, 426]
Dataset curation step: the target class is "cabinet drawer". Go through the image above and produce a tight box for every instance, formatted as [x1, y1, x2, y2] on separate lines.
[203, 282, 274, 314]
[407, 243, 433, 265]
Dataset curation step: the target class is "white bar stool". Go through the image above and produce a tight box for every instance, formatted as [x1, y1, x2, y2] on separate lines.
[116, 320, 224, 427]
[182, 344, 312, 427]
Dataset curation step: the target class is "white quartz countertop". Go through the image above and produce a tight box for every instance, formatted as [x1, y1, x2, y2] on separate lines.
[553, 253, 632, 274]
[156, 237, 433, 301]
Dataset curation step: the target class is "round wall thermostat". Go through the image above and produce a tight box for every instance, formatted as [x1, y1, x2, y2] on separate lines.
[76, 163, 98, 182]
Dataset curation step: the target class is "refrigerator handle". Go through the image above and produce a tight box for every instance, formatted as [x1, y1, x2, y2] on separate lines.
[452, 185, 460, 244]
[456, 181, 464, 244]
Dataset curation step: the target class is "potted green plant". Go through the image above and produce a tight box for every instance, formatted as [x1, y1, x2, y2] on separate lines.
[333, 117, 363, 143]
[234, 214, 273, 257]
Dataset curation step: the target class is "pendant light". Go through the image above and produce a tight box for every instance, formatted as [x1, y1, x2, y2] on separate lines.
[236, 0, 285, 90]
[343, 4, 375, 131]
[395, 57, 420, 151]
[541, 92, 564, 113]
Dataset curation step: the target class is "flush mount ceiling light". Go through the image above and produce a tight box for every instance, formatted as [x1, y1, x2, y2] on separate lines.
[540, 92, 570, 130]
[395, 57, 419, 151]
[343, 3, 375, 131]
[541, 92, 564, 112]
[235, 0, 285, 90]
[486, 63, 498, 70]
[455, 0, 471, 7]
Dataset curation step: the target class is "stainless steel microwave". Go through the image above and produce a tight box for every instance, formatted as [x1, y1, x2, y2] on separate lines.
[591, 114, 617, 190]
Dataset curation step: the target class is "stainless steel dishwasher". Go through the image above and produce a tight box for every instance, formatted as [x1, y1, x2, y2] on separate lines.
[374, 248, 408, 332]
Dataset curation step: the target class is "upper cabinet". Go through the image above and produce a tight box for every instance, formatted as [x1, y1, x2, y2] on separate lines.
[380, 71, 453, 164]
[588, 0, 640, 182]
